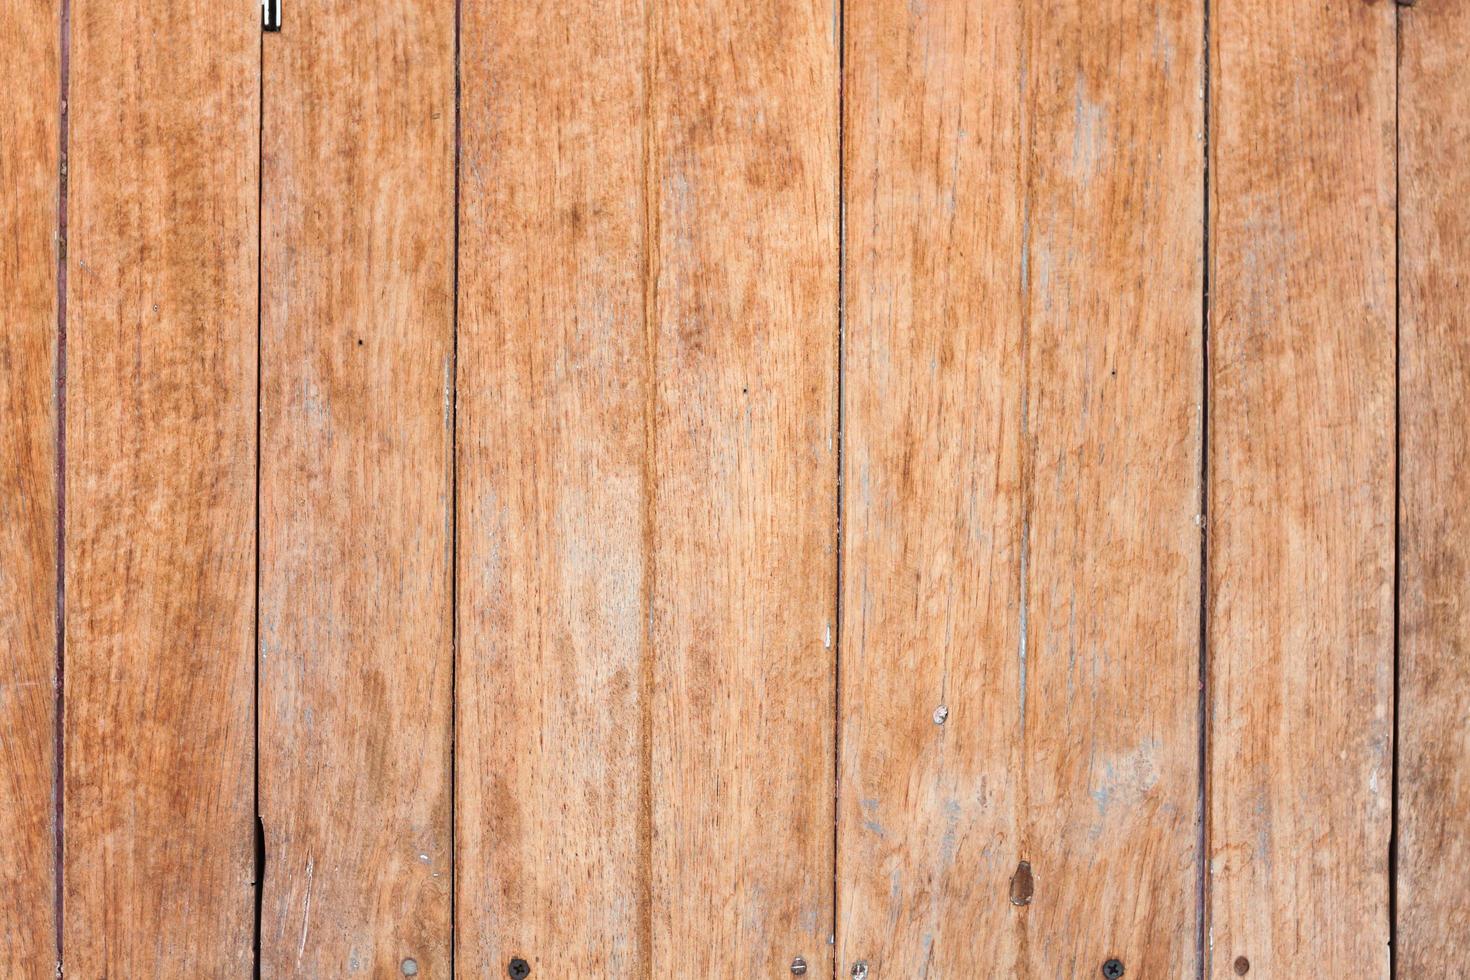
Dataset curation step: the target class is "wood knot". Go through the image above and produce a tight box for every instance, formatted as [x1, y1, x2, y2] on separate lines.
[1009, 860, 1034, 906]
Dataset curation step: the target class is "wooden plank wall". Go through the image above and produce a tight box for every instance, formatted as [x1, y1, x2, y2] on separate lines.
[2, 0, 1469, 976]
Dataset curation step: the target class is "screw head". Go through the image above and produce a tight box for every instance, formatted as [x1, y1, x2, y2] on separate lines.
[791, 956, 808, 975]
[1101, 959, 1125, 979]
[400, 959, 418, 977]
[1234, 956, 1251, 975]
[851, 961, 870, 979]
[933, 704, 949, 725]
[508, 957, 531, 979]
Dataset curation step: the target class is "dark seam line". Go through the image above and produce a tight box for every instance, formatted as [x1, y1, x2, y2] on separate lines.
[1196, 0, 1212, 976]
[54, 0, 71, 966]
[832, 0, 846, 973]
[450, 0, 463, 970]
[1389, 2, 1403, 974]
[253, 18, 266, 980]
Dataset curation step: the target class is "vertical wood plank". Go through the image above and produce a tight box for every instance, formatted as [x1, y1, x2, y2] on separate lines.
[1016, 0, 1203, 975]
[650, 0, 838, 974]
[837, 0, 1024, 972]
[0, 0, 59, 971]
[1208, 0, 1395, 975]
[1398, 0, 1470, 970]
[839, 0, 1202, 975]
[63, 0, 258, 973]
[258, 0, 455, 973]
[456, 0, 648, 975]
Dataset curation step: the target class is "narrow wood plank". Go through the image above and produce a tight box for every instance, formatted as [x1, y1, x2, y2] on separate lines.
[0, 0, 59, 971]
[63, 0, 258, 973]
[1398, 0, 1470, 970]
[455, 0, 648, 975]
[1207, 0, 1395, 975]
[257, 1, 455, 975]
[838, 0, 1202, 975]
[650, 0, 838, 974]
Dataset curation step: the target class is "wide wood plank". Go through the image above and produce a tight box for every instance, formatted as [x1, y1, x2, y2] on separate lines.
[649, 0, 838, 974]
[1207, 0, 1395, 975]
[63, 0, 258, 973]
[838, 0, 1202, 975]
[0, 0, 59, 972]
[1398, 0, 1470, 970]
[455, 0, 648, 975]
[258, 0, 455, 974]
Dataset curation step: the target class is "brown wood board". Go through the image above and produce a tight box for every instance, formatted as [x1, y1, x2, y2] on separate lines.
[62, 0, 259, 972]
[258, 0, 457, 973]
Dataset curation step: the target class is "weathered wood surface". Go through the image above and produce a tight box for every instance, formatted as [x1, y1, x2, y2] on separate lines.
[13, 2, 1470, 974]
[258, 0, 456, 973]
[455, 0, 648, 975]
[838, 0, 1203, 975]
[1207, 0, 1396, 975]
[62, 0, 259, 973]
[1398, 0, 1470, 972]
[0, 0, 59, 972]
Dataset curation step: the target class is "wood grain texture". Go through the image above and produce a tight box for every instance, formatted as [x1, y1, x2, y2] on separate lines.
[649, 0, 838, 974]
[62, 0, 258, 973]
[0, 0, 59, 972]
[258, 0, 455, 973]
[1207, 0, 1395, 975]
[838, 0, 1202, 975]
[455, 0, 648, 975]
[1398, 0, 1470, 971]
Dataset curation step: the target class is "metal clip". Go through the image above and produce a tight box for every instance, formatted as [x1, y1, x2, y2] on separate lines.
[263, 0, 281, 32]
